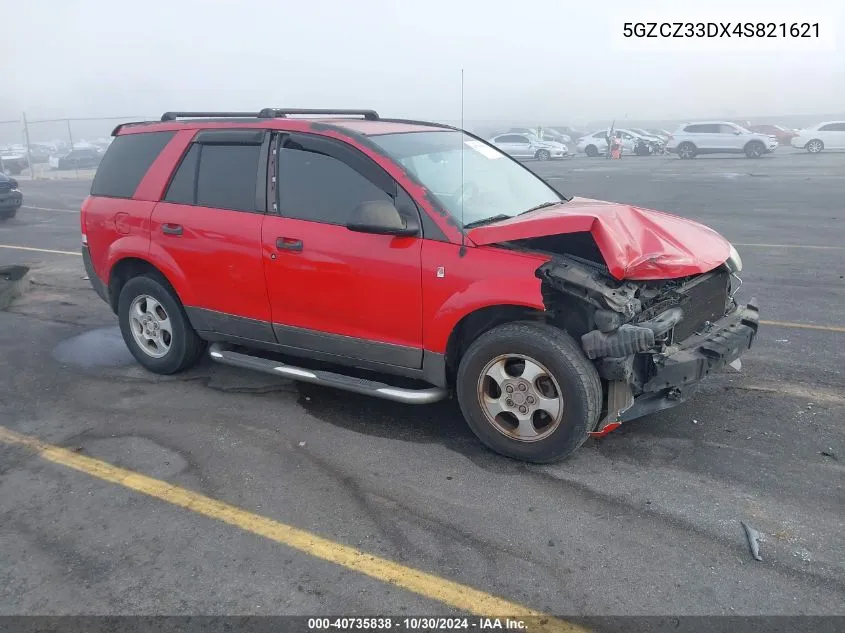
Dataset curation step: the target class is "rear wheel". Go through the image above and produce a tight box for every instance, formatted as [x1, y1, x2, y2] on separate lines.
[584, 145, 599, 157]
[677, 142, 697, 159]
[806, 139, 824, 153]
[117, 274, 206, 374]
[456, 322, 602, 463]
[744, 141, 765, 158]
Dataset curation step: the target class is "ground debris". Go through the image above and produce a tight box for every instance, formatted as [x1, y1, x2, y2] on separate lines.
[819, 449, 837, 460]
[741, 521, 764, 562]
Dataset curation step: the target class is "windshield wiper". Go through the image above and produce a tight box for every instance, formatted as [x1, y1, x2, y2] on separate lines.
[462, 214, 512, 229]
[518, 201, 561, 216]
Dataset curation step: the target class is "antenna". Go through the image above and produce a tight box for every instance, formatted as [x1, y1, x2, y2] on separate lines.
[459, 68, 467, 257]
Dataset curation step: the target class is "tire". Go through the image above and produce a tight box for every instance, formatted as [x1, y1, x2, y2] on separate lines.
[456, 321, 602, 463]
[117, 274, 206, 375]
[806, 139, 824, 154]
[0, 208, 18, 220]
[744, 141, 765, 158]
[535, 149, 551, 161]
[584, 145, 599, 157]
[7, 164, 22, 175]
[677, 142, 697, 159]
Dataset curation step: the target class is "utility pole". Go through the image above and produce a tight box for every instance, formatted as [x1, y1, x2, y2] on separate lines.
[22, 113, 35, 179]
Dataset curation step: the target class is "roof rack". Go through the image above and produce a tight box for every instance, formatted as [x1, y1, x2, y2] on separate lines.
[159, 109, 380, 122]
[256, 108, 379, 120]
[161, 111, 261, 121]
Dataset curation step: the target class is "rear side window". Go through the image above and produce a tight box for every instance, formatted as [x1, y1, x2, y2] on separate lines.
[91, 131, 175, 198]
[164, 143, 261, 212]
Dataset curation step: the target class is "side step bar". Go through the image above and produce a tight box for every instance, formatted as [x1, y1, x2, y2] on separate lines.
[208, 343, 449, 405]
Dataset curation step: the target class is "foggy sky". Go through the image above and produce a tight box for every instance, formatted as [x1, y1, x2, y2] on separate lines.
[3, 0, 843, 125]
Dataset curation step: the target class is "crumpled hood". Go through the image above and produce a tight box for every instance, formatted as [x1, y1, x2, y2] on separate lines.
[467, 197, 731, 280]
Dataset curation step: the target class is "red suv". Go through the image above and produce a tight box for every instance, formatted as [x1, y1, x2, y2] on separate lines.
[81, 109, 759, 463]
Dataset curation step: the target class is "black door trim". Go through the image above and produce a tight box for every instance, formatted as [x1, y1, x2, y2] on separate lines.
[273, 323, 422, 369]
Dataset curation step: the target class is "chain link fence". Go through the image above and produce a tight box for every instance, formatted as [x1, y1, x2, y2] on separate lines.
[1, 114, 152, 180]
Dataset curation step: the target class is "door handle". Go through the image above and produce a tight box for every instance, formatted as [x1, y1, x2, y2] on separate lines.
[276, 237, 303, 252]
[161, 223, 183, 236]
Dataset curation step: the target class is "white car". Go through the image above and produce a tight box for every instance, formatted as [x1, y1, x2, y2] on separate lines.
[665, 121, 778, 159]
[488, 133, 569, 161]
[575, 130, 640, 157]
[790, 121, 845, 153]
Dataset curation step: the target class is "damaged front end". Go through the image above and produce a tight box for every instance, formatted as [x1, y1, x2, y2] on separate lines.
[536, 254, 760, 436]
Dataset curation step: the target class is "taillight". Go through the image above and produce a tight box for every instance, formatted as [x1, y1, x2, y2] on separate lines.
[80, 196, 92, 243]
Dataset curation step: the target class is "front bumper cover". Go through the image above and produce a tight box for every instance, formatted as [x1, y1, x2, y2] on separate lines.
[590, 299, 759, 436]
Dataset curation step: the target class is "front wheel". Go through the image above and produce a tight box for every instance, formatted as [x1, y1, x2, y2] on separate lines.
[118, 274, 206, 374]
[0, 208, 17, 220]
[535, 149, 551, 161]
[677, 142, 697, 159]
[584, 145, 599, 157]
[744, 141, 765, 158]
[456, 322, 602, 463]
[806, 139, 824, 153]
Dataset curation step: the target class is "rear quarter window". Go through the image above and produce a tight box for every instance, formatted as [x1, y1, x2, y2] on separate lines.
[90, 131, 176, 199]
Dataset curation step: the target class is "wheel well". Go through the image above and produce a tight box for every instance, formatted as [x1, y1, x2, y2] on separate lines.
[107, 258, 174, 314]
[444, 305, 545, 384]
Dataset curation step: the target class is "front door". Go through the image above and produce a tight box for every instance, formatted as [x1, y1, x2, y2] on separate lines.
[261, 132, 425, 369]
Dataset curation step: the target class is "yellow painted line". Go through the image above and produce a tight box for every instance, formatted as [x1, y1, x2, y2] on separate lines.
[761, 319, 845, 334]
[0, 426, 586, 632]
[734, 243, 845, 251]
[0, 244, 81, 256]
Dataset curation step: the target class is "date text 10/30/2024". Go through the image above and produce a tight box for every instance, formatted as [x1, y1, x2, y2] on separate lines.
[307, 617, 530, 630]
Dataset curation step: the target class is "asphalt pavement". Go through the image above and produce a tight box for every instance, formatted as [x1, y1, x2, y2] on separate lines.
[1, 150, 843, 625]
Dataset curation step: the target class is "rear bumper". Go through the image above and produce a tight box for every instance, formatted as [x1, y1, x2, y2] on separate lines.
[624, 298, 760, 421]
[82, 246, 109, 305]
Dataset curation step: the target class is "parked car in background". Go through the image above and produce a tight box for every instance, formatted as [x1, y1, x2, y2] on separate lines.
[26, 144, 55, 164]
[0, 172, 22, 220]
[576, 130, 639, 157]
[629, 128, 666, 144]
[488, 133, 569, 161]
[666, 122, 778, 159]
[646, 129, 672, 141]
[50, 147, 104, 170]
[749, 124, 797, 146]
[790, 121, 845, 153]
[0, 147, 29, 175]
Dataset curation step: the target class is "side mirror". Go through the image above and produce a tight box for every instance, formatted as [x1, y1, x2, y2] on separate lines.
[346, 200, 419, 237]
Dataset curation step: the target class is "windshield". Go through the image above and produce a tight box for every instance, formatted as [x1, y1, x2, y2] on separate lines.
[369, 131, 564, 228]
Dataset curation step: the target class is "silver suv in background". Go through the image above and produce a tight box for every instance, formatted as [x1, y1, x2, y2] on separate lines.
[666, 122, 779, 159]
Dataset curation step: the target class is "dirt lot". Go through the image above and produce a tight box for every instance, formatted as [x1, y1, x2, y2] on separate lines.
[1, 151, 843, 626]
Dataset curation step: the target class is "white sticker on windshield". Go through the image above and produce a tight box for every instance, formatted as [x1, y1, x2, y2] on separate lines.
[464, 140, 503, 160]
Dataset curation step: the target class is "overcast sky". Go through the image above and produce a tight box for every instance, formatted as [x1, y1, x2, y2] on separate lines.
[2, 0, 843, 126]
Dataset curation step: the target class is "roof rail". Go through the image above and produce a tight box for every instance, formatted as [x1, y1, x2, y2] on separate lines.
[378, 118, 457, 130]
[257, 108, 379, 120]
[160, 111, 261, 121]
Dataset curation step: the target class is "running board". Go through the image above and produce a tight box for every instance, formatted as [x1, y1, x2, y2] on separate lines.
[208, 343, 448, 405]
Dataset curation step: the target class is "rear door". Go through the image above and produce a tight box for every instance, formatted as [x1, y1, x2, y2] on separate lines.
[261, 132, 424, 369]
[149, 129, 275, 341]
[819, 122, 845, 149]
